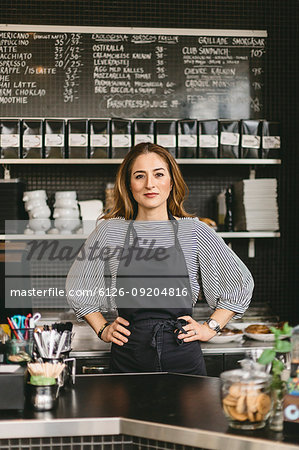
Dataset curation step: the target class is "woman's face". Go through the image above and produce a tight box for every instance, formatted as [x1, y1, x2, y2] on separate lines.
[130, 152, 173, 214]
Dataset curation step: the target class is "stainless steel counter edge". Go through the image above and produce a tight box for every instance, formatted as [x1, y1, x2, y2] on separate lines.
[70, 340, 274, 358]
[0, 416, 297, 450]
[0, 417, 120, 440]
[121, 418, 299, 450]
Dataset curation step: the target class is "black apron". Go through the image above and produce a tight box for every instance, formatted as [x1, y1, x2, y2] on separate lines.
[110, 211, 206, 375]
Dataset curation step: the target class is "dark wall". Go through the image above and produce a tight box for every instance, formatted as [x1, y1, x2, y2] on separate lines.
[1, 0, 298, 321]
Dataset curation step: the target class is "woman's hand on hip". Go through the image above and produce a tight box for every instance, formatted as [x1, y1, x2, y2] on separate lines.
[101, 316, 131, 346]
[177, 315, 216, 342]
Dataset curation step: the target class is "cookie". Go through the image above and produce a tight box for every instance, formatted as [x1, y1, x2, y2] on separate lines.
[227, 406, 248, 421]
[236, 394, 246, 414]
[257, 393, 271, 415]
[223, 394, 238, 406]
[229, 383, 243, 398]
[255, 411, 264, 421]
[248, 410, 256, 422]
[246, 392, 259, 413]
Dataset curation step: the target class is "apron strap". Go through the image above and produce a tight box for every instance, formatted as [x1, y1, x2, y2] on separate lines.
[150, 318, 188, 371]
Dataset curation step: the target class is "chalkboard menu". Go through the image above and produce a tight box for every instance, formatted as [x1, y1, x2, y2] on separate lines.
[0, 25, 266, 119]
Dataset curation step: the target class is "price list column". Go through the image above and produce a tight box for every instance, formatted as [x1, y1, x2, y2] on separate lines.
[250, 48, 265, 114]
[154, 36, 181, 111]
[155, 45, 167, 81]
[54, 33, 83, 105]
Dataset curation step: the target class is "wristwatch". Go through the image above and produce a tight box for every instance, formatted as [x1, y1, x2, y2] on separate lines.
[205, 318, 221, 334]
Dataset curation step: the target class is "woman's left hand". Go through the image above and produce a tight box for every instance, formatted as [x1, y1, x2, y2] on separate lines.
[177, 315, 216, 342]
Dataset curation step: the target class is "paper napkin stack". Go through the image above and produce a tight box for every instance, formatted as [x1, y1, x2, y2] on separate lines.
[233, 178, 279, 231]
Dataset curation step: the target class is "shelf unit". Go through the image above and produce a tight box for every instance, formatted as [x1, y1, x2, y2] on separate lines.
[0, 231, 280, 258]
[0, 158, 281, 257]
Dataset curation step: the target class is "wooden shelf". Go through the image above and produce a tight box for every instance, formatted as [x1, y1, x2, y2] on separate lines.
[0, 158, 281, 165]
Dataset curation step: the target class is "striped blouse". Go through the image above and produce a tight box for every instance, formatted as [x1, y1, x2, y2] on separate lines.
[66, 217, 254, 321]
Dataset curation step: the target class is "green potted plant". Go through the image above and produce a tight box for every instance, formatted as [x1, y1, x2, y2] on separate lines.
[258, 322, 292, 431]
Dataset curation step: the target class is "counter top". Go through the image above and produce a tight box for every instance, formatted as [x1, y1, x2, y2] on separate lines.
[0, 374, 298, 449]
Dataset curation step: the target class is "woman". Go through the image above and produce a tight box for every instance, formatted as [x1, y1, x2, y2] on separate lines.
[66, 143, 254, 375]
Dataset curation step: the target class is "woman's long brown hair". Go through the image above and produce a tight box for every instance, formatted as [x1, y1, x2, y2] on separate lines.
[101, 143, 194, 220]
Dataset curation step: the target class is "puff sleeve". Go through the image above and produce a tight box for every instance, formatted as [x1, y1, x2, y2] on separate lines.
[194, 219, 254, 318]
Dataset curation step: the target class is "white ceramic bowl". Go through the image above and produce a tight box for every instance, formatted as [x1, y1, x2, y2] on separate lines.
[55, 191, 77, 200]
[209, 334, 244, 344]
[54, 218, 81, 233]
[29, 206, 51, 219]
[53, 208, 80, 219]
[25, 199, 47, 211]
[243, 332, 275, 342]
[244, 332, 289, 342]
[28, 218, 51, 234]
[54, 199, 78, 209]
[23, 190, 47, 202]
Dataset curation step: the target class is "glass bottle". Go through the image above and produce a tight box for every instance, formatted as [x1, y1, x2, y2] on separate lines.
[217, 190, 226, 231]
[105, 182, 115, 213]
[269, 387, 285, 432]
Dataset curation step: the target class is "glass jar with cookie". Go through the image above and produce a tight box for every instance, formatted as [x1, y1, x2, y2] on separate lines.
[220, 362, 272, 430]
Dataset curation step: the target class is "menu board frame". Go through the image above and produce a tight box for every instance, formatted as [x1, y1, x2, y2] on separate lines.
[0, 24, 267, 119]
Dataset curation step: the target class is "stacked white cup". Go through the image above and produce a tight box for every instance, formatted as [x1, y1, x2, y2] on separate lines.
[23, 190, 51, 234]
[53, 191, 81, 234]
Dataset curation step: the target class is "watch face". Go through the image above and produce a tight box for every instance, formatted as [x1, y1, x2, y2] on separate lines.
[209, 319, 218, 329]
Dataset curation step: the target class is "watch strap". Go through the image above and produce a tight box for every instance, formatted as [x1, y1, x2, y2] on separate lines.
[206, 317, 221, 333]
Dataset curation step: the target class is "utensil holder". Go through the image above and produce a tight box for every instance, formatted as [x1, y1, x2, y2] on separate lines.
[11, 327, 35, 341]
